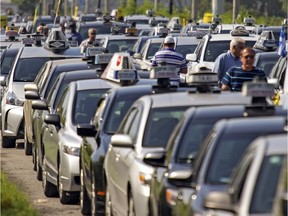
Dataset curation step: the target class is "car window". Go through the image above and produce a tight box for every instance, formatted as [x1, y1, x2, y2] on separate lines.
[0, 49, 17, 75]
[250, 155, 285, 213]
[57, 87, 70, 126]
[146, 43, 161, 60]
[175, 118, 217, 164]
[143, 107, 186, 148]
[73, 89, 107, 124]
[127, 104, 143, 142]
[175, 44, 197, 58]
[205, 132, 262, 184]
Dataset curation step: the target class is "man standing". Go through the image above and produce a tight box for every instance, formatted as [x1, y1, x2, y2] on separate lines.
[221, 47, 266, 91]
[151, 36, 187, 84]
[80, 28, 100, 47]
[213, 38, 245, 82]
[65, 21, 82, 46]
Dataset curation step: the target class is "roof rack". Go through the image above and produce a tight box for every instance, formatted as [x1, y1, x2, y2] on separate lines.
[253, 30, 277, 51]
[186, 72, 220, 93]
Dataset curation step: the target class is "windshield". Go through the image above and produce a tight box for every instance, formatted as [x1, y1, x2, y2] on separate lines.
[146, 42, 161, 60]
[1, 50, 18, 75]
[204, 40, 256, 62]
[13, 58, 49, 82]
[107, 39, 138, 52]
[143, 107, 186, 147]
[79, 25, 127, 39]
[250, 155, 285, 213]
[175, 44, 198, 58]
[205, 132, 258, 184]
[73, 89, 107, 124]
[175, 119, 216, 164]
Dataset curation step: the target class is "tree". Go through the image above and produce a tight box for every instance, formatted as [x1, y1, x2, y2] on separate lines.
[11, 0, 38, 15]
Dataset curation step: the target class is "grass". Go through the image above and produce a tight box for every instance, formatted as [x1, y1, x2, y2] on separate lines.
[0, 171, 40, 216]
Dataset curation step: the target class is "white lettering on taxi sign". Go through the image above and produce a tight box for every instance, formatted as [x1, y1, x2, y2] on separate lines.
[68, 41, 78, 47]
[22, 38, 35, 45]
[150, 66, 177, 79]
[188, 73, 218, 83]
[85, 47, 104, 57]
[94, 54, 113, 64]
[5, 30, 18, 37]
[49, 40, 65, 48]
[242, 82, 275, 97]
[116, 69, 137, 80]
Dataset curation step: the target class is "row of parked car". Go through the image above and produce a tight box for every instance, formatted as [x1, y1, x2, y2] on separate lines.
[0, 20, 287, 216]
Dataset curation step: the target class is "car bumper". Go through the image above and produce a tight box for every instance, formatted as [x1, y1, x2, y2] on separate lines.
[60, 153, 80, 192]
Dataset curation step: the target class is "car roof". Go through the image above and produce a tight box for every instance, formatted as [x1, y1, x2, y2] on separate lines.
[174, 36, 201, 45]
[59, 69, 97, 79]
[141, 91, 252, 109]
[19, 46, 81, 58]
[207, 33, 259, 41]
[216, 116, 286, 134]
[75, 79, 114, 91]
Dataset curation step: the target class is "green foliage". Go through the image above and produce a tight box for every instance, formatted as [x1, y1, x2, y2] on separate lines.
[124, 0, 137, 15]
[1, 172, 39, 216]
[11, 0, 37, 15]
[136, 0, 153, 14]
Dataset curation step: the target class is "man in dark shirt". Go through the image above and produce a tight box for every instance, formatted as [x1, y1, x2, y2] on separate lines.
[221, 47, 266, 91]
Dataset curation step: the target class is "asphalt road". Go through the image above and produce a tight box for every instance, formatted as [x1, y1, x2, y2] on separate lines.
[0, 135, 82, 216]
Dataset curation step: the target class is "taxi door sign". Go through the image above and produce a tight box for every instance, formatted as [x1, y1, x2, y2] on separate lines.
[1, 15, 8, 29]
[203, 12, 213, 23]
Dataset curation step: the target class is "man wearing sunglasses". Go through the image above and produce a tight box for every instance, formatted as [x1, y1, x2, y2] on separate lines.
[213, 38, 245, 83]
[221, 47, 266, 91]
[80, 28, 100, 47]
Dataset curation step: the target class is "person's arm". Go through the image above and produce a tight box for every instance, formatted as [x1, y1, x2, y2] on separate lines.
[221, 84, 230, 91]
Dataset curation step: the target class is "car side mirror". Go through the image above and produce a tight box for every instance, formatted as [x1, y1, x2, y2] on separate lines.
[186, 53, 197, 62]
[0, 75, 7, 87]
[133, 53, 142, 59]
[25, 91, 40, 100]
[44, 113, 60, 129]
[32, 100, 48, 110]
[77, 124, 97, 137]
[143, 149, 166, 167]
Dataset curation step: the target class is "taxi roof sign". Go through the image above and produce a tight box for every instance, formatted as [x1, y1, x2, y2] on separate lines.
[242, 82, 275, 97]
[187, 72, 218, 84]
[67, 40, 78, 47]
[94, 53, 113, 64]
[125, 27, 137, 35]
[85, 47, 105, 57]
[150, 66, 178, 79]
[230, 26, 249, 36]
[22, 37, 35, 45]
[115, 69, 138, 80]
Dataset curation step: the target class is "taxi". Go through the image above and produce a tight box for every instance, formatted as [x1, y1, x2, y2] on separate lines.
[1, 28, 81, 148]
[204, 133, 287, 216]
[184, 26, 259, 79]
[103, 72, 254, 216]
[148, 80, 286, 216]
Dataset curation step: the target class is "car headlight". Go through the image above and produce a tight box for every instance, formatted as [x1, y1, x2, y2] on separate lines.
[63, 145, 80, 156]
[6, 91, 24, 106]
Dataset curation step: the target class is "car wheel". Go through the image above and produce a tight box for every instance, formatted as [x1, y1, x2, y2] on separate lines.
[128, 190, 135, 216]
[58, 159, 79, 204]
[42, 157, 58, 197]
[105, 185, 113, 216]
[1, 134, 16, 148]
[36, 153, 43, 181]
[80, 167, 91, 215]
[24, 124, 32, 155]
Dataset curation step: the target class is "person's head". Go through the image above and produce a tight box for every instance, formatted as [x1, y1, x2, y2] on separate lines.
[88, 28, 96, 40]
[37, 25, 43, 33]
[163, 36, 175, 48]
[230, 38, 245, 57]
[240, 47, 256, 70]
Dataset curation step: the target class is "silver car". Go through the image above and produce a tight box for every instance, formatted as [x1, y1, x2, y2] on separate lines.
[41, 79, 112, 204]
[104, 90, 252, 216]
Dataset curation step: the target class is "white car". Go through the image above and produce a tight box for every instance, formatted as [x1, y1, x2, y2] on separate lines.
[1, 29, 81, 148]
[184, 27, 259, 80]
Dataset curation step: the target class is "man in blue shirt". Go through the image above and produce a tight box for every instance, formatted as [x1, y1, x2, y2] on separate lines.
[213, 38, 245, 82]
[221, 47, 266, 91]
[151, 36, 187, 84]
[65, 21, 82, 46]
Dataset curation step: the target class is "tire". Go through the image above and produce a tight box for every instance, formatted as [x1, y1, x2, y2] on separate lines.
[1, 134, 16, 148]
[58, 159, 79, 204]
[128, 190, 135, 216]
[36, 153, 42, 181]
[105, 185, 113, 216]
[42, 157, 58, 197]
[24, 124, 32, 155]
[80, 167, 91, 215]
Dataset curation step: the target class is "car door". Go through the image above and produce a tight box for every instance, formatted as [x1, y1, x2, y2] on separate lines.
[44, 87, 70, 179]
[108, 103, 143, 214]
